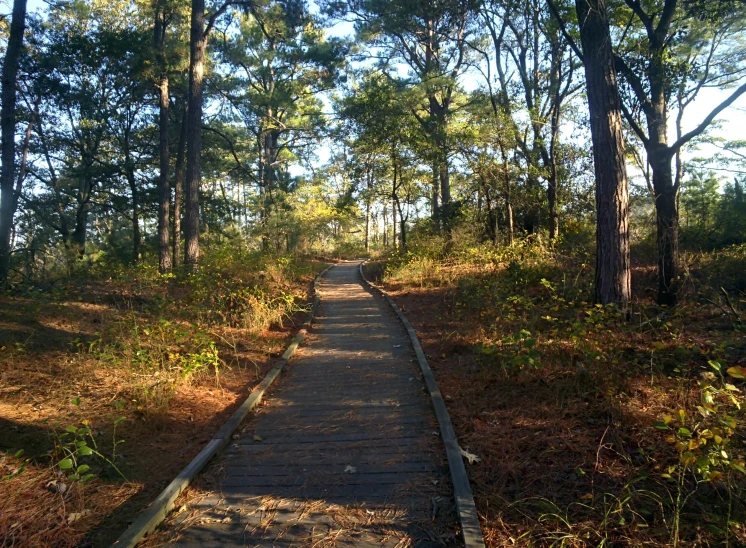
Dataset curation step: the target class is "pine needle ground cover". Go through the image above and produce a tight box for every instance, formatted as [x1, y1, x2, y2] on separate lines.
[367, 238, 746, 547]
[0, 247, 327, 547]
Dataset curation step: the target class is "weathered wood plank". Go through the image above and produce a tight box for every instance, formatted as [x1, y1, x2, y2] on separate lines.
[223, 461, 440, 475]
[220, 471, 433, 488]
[218, 483, 439, 499]
[233, 432, 427, 445]
[156, 262, 458, 546]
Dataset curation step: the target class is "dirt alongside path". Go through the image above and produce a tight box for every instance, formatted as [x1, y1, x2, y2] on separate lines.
[0, 257, 323, 547]
[152, 261, 459, 546]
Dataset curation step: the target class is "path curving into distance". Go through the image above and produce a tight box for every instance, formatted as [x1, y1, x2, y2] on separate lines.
[167, 261, 460, 546]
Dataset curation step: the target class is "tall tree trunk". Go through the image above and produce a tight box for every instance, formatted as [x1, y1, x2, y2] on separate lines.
[382, 203, 388, 248]
[547, 171, 559, 240]
[132, 195, 141, 262]
[399, 211, 406, 251]
[484, 186, 498, 244]
[506, 200, 514, 246]
[650, 151, 678, 306]
[184, 0, 206, 267]
[365, 199, 370, 252]
[427, 97, 451, 228]
[547, 73, 565, 240]
[126, 169, 141, 262]
[364, 166, 371, 251]
[645, 85, 678, 305]
[391, 195, 397, 250]
[438, 159, 453, 211]
[503, 154, 514, 246]
[575, 0, 631, 308]
[173, 102, 186, 267]
[431, 163, 439, 227]
[72, 201, 89, 260]
[155, 4, 171, 273]
[71, 172, 93, 260]
[0, 0, 27, 285]
[257, 133, 269, 250]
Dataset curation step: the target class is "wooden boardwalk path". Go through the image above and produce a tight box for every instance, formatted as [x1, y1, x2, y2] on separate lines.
[167, 261, 457, 547]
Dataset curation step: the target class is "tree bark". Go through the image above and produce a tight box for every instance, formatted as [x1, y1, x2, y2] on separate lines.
[184, 0, 206, 267]
[391, 194, 397, 250]
[382, 203, 388, 248]
[125, 167, 141, 262]
[547, 169, 559, 240]
[644, 85, 679, 305]
[0, 0, 27, 285]
[575, 0, 631, 308]
[430, 98, 451, 227]
[72, 196, 90, 260]
[651, 151, 678, 305]
[503, 153, 514, 246]
[439, 156, 450, 217]
[173, 101, 186, 267]
[155, 4, 171, 273]
[431, 163, 439, 227]
[364, 175, 370, 252]
[506, 200, 514, 246]
[399, 210, 406, 251]
[608, 0, 746, 304]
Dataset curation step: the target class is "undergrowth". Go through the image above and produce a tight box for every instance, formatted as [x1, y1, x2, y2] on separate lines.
[0, 244, 327, 546]
[378, 232, 746, 546]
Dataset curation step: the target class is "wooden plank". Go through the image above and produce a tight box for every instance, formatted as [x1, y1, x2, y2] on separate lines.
[282, 374, 418, 382]
[226, 445, 433, 459]
[151, 262, 458, 546]
[248, 418, 431, 432]
[221, 472, 433, 488]
[223, 462, 441, 475]
[233, 431, 427, 445]
[111, 265, 333, 548]
[255, 401, 423, 412]
[359, 261, 486, 548]
[265, 398, 424, 407]
[275, 384, 422, 395]
[218, 483, 438, 499]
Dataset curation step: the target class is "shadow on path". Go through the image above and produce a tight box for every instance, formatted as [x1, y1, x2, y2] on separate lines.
[161, 261, 458, 547]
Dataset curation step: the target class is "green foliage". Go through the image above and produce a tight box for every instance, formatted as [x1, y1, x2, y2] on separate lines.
[52, 399, 127, 484]
[657, 361, 746, 483]
[381, 220, 746, 545]
[652, 360, 746, 545]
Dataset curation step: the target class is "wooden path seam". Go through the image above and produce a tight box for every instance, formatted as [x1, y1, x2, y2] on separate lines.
[111, 265, 333, 548]
[359, 260, 486, 548]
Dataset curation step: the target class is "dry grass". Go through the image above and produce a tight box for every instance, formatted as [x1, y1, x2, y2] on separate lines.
[0, 250, 327, 546]
[369, 240, 746, 547]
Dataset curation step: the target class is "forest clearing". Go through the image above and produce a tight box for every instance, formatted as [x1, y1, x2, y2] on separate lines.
[1, 0, 746, 545]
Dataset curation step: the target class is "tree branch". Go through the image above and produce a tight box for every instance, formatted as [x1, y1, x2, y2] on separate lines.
[620, 101, 650, 147]
[623, 0, 654, 42]
[614, 54, 654, 116]
[546, 0, 583, 62]
[672, 80, 746, 153]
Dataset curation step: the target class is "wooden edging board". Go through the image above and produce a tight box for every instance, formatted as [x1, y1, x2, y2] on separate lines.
[359, 260, 486, 548]
[112, 264, 334, 548]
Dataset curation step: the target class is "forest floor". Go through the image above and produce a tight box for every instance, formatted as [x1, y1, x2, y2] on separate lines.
[365, 238, 746, 547]
[0, 249, 328, 547]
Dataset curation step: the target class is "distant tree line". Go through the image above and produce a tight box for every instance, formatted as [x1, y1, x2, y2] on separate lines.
[1, 0, 745, 308]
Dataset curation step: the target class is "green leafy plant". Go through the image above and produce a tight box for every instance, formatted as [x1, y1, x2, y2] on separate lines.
[654, 360, 746, 545]
[503, 329, 542, 370]
[53, 399, 128, 483]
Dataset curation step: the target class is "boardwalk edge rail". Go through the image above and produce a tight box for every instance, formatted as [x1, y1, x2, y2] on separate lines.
[112, 265, 333, 548]
[359, 260, 486, 548]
